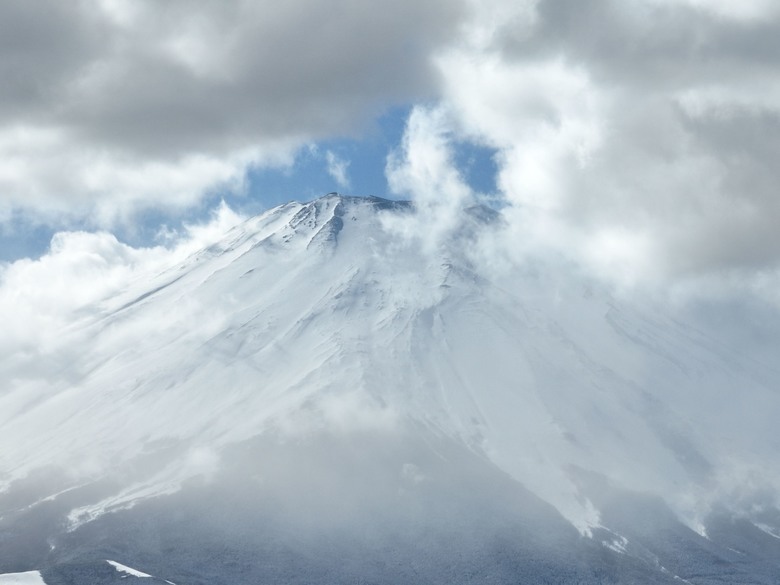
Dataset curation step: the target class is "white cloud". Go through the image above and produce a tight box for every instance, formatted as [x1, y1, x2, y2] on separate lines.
[0, 0, 466, 226]
[325, 150, 351, 190]
[385, 106, 475, 252]
[0, 202, 244, 361]
[400, 0, 780, 300]
[0, 125, 294, 227]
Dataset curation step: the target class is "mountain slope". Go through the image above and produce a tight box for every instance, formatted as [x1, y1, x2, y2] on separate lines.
[1, 194, 779, 584]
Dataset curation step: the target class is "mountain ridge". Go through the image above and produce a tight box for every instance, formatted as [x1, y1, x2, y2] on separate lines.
[1, 193, 779, 584]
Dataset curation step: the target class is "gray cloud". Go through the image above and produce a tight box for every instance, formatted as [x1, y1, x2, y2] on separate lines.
[0, 1, 106, 121]
[425, 0, 780, 290]
[62, 0, 463, 156]
[0, 0, 465, 222]
[498, 0, 780, 85]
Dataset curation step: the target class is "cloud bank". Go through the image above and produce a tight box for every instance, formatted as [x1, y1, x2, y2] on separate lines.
[0, 0, 463, 224]
[425, 0, 780, 294]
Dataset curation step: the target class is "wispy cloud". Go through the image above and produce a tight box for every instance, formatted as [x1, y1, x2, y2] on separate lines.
[325, 150, 351, 189]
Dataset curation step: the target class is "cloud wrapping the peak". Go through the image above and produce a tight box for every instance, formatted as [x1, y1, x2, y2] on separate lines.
[385, 106, 475, 252]
[424, 0, 780, 294]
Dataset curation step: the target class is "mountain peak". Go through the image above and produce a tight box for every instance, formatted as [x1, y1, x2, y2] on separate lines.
[1, 193, 779, 584]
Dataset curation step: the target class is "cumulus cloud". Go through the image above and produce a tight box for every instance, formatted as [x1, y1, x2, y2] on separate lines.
[385, 106, 475, 252]
[400, 0, 780, 297]
[0, 0, 465, 225]
[0, 202, 244, 363]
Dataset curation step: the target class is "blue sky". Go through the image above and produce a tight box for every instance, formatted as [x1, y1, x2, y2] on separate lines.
[243, 106, 498, 207]
[0, 104, 498, 262]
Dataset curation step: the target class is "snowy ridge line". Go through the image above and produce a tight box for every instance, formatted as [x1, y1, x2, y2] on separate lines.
[0, 572, 46, 585]
[107, 560, 152, 578]
[0, 194, 778, 540]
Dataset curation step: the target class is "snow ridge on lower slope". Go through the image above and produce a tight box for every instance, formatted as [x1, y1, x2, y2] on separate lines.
[0, 572, 46, 585]
[1, 194, 779, 548]
[0, 562, 175, 585]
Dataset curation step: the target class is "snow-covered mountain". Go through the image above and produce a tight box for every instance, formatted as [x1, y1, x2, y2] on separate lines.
[2, 194, 779, 584]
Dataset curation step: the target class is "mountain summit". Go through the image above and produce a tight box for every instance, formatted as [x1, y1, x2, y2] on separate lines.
[2, 194, 779, 584]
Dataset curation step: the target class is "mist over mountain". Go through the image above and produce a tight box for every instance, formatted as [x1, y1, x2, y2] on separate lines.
[2, 194, 779, 584]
